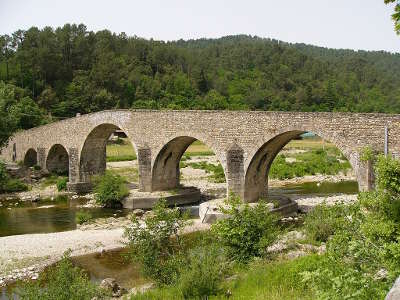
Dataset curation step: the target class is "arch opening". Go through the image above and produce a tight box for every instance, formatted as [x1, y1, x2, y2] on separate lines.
[244, 131, 357, 202]
[46, 144, 69, 175]
[152, 137, 226, 197]
[80, 124, 137, 184]
[24, 148, 38, 167]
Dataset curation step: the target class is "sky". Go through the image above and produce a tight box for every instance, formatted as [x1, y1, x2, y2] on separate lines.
[0, 0, 399, 53]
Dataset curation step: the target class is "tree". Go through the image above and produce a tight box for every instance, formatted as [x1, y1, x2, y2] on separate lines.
[385, 0, 400, 34]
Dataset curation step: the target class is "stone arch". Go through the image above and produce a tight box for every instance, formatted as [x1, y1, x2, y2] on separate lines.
[79, 123, 137, 182]
[151, 136, 227, 191]
[46, 144, 69, 175]
[244, 128, 358, 202]
[24, 148, 37, 167]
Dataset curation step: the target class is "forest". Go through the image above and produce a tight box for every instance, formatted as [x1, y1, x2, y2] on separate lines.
[1, 24, 400, 146]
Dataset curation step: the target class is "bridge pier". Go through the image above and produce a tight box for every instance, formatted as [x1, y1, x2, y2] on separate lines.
[226, 144, 245, 200]
[137, 147, 152, 192]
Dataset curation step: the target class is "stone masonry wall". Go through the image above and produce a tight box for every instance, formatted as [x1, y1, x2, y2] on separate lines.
[1, 110, 400, 201]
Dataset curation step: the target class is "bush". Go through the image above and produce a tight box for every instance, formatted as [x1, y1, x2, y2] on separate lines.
[178, 243, 230, 298]
[75, 210, 93, 225]
[211, 194, 280, 263]
[56, 177, 68, 191]
[17, 251, 104, 300]
[94, 172, 129, 207]
[2, 178, 28, 192]
[303, 203, 349, 242]
[302, 155, 400, 299]
[124, 199, 190, 285]
[33, 164, 42, 170]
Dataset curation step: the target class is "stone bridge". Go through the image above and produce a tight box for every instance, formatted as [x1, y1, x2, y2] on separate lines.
[1, 110, 400, 202]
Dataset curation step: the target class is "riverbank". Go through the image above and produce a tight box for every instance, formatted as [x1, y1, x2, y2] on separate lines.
[0, 218, 210, 287]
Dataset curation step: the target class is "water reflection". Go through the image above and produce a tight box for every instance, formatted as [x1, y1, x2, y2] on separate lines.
[0, 196, 128, 237]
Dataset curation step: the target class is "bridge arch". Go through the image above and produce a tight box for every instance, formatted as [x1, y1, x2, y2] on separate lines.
[151, 135, 227, 191]
[46, 144, 69, 175]
[79, 123, 138, 182]
[244, 127, 358, 202]
[24, 148, 37, 167]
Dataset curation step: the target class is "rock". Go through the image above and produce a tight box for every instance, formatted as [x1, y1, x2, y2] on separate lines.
[386, 276, 400, 300]
[99, 278, 127, 297]
[31, 195, 40, 202]
[132, 209, 145, 217]
[129, 283, 155, 296]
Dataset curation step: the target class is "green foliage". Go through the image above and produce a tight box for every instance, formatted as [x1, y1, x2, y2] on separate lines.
[178, 244, 230, 298]
[56, 177, 68, 191]
[211, 194, 280, 263]
[124, 199, 190, 285]
[33, 164, 41, 171]
[2, 28, 400, 121]
[269, 149, 350, 180]
[94, 172, 129, 207]
[385, 0, 400, 34]
[302, 155, 400, 299]
[106, 155, 136, 162]
[303, 203, 349, 242]
[75, 210, 93, 225]
[184, 161, 226, 183]
[0, 160, 28, 193]
[17, 251, 103, 300]
[2, 178, 28, 192]
[360, 146, 375, 162]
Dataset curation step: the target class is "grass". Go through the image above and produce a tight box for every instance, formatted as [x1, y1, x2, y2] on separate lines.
[130, 255, 321, 300]
[270, 148, 351, 180]
[284, 137, 336, 150]
[40, 174, 68, 189]
[182, 161, 226, 183]
[106, 139, 137, 162]
[107, 167, 138, 183]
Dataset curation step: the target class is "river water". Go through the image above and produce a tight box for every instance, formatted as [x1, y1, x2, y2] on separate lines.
[0, 196, 128, 237]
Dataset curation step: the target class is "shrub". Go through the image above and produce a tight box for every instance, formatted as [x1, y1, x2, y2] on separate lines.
[211, 194, 280, 263]
[75, 210, 93, 225]
[17, 251, 104, 300]
[124, 199, 190, 285]
[33, 164, 42, 171]
[56, 177, 68, 191]
[94, 172, 129, 207]
[3, 178, 28, 192]
[302, 155, 400, 299]
[303, 203, 349, 242]
[178, 243, 230, 298]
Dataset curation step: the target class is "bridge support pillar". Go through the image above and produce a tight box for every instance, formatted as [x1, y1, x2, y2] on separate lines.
[37, 147, 46, 169]
[137, 147, 152, 192]
[358, 159, 375, 191]
[67, 147, 92, 194]
[226, 144, 245, 200]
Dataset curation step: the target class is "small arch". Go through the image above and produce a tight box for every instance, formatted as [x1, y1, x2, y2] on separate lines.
[46, 144, 69, 175]
[152, 136, 227, 191]
[24, 148, 38, 167]
[244, 130, 357, 202]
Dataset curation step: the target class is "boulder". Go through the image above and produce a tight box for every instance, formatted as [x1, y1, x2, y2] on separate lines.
[99, 278, 127, 297]
[385, 276, 400, 300]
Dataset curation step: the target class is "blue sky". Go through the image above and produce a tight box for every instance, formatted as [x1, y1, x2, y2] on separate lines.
[0, 0, 399, 53]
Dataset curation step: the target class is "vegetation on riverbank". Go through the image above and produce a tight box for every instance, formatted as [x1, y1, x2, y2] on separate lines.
[94, 172, 129, 207]
[0, 161, 28, 193]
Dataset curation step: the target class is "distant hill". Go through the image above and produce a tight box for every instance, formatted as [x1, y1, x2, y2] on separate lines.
[1, 26, 399, 119]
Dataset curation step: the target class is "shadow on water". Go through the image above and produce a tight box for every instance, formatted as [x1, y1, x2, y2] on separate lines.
[0, 196, 129, 237]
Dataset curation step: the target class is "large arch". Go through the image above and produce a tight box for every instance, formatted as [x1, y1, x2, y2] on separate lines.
[46, 144, 69, 175]
[24, 148, 37, 167]
[244, 129, 357, 202]
[79, 123, 137, 182]
[151, 136, 227, 191]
